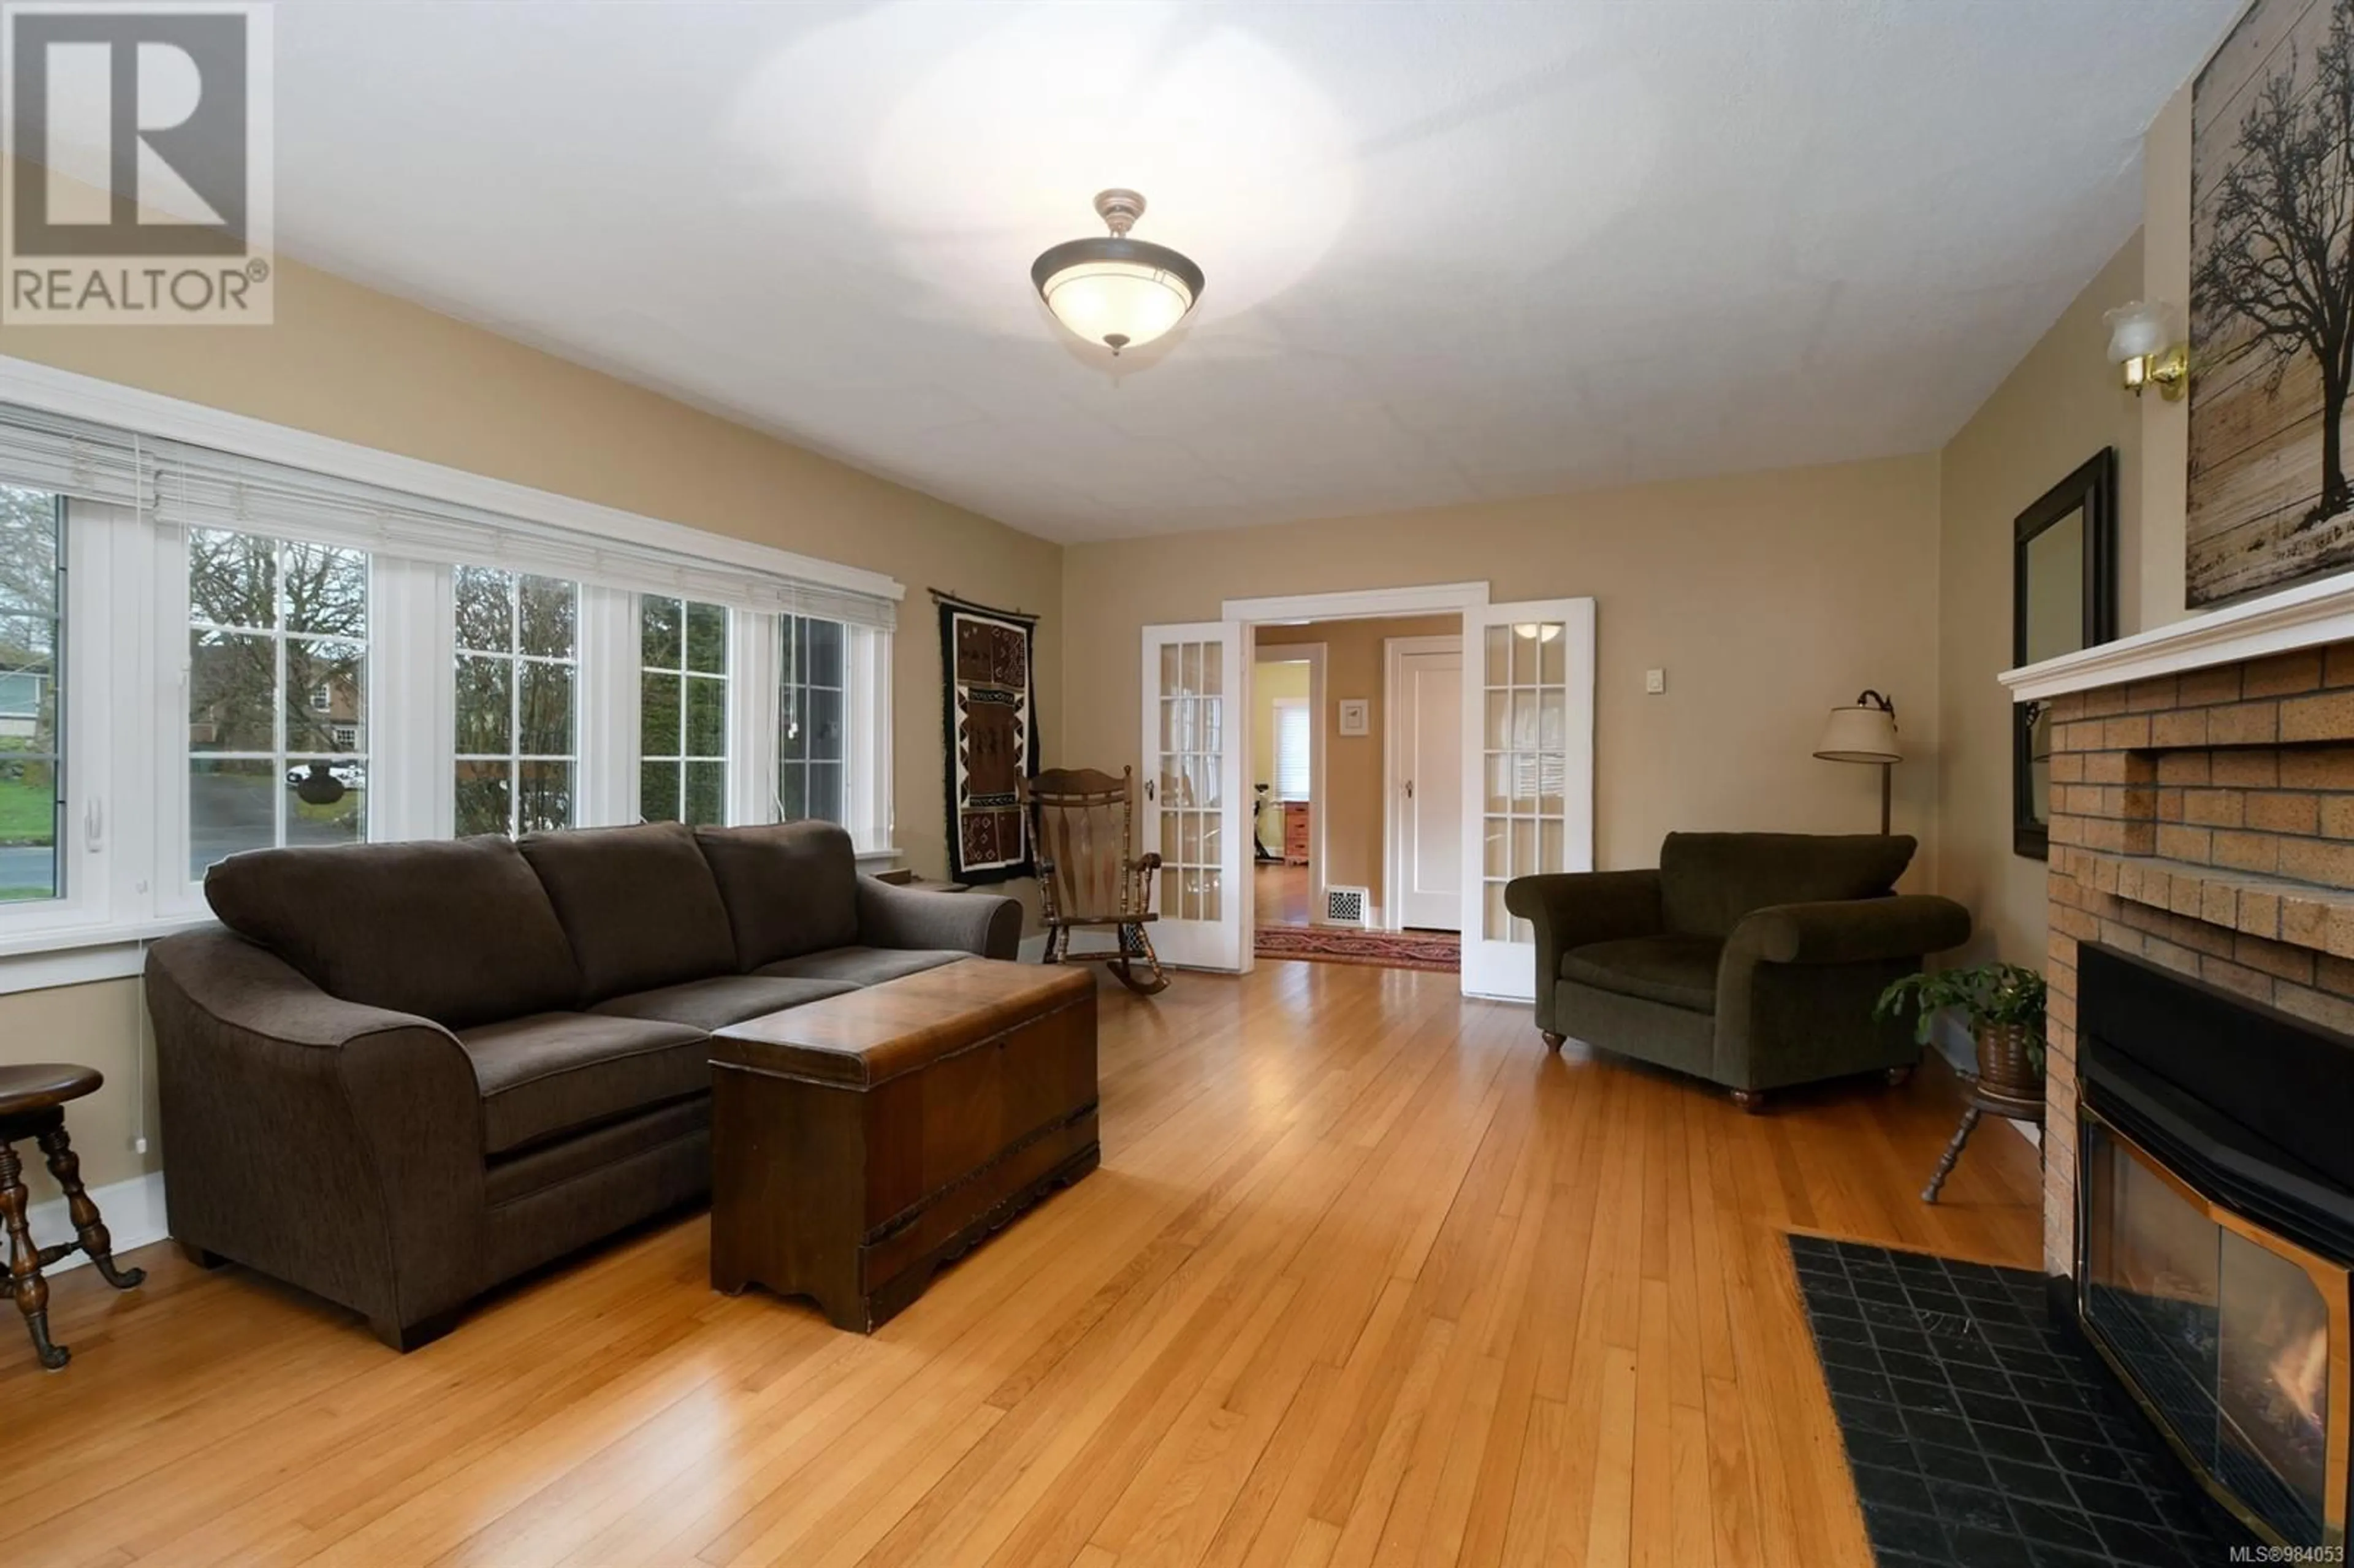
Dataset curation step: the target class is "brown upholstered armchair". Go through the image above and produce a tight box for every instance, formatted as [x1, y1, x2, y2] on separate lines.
[1504, 832, 1971, 1109]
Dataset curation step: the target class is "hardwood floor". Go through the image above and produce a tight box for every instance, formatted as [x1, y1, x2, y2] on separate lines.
[1256, 862, 1312, 926]
[0, 963, 2041, 1567]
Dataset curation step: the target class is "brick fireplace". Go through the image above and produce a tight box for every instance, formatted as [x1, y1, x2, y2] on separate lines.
[2036, 633, 2354, 1277]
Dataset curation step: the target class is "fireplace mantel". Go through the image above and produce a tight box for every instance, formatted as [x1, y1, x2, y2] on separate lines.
[2004, 569, 2354, 701]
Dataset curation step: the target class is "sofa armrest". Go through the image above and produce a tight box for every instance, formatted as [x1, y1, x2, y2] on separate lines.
[1727, 895, 1973, 967]
[145, 929, 487, 1339]
[1504, 870, 1664, 1033]
[856, 877, 1023, 960]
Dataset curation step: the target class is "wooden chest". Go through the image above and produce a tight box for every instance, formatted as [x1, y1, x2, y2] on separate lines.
[707, 959, 1098, 1331]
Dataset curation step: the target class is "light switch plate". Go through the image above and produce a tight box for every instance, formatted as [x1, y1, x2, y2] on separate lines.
[1645, 668, 1666, 695]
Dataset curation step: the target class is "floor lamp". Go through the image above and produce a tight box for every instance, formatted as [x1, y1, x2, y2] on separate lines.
[1815, 690, 1902, 834]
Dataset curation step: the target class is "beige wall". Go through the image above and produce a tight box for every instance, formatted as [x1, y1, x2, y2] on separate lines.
[1250, 657, 1311, 856]
[1064, 454, 1946, 882]
[1257, 616, 1459, 902]
[0, 249, 1060, 1202]
[2138, 82, 2193, 636]
[1935, 235, 2145, 971]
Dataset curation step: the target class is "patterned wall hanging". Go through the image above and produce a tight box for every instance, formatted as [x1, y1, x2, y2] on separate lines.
[935, 591, 1040, 883]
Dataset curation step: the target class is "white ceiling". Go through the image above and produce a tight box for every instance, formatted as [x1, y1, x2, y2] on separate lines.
[257, 1, 2242, 544]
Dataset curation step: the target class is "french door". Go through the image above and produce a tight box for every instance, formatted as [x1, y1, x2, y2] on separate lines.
[1461, 598, 1595, 999]
[1140, 621, 1246, 970]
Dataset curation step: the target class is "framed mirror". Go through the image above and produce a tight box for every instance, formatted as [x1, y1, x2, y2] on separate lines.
[2014, 448, 2119, 859]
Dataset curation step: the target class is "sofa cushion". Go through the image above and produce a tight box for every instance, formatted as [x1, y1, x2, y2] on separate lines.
[1561, 935, 1723, 1014]
[519, 823, 737, 1002]
[456, 1011, 712, 1155]
[589, 974, 859, 1032]
[204, 835, 582, 1030]
[693, 821, 861, 970]
[1657, 832, 1916, 939]
[754, 946, 969, 988]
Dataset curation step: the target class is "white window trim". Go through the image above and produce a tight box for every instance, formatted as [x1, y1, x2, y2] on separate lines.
[0, 362, 908, 956]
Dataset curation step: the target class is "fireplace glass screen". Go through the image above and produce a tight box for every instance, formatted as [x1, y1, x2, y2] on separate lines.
[2081, 1114, 2345, 1548]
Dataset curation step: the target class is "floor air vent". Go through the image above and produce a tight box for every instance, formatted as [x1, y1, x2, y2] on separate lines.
[1324, 886, 1370, 927]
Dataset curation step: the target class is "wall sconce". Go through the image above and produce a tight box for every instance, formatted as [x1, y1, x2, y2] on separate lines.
[2104, 300, 2188, 401]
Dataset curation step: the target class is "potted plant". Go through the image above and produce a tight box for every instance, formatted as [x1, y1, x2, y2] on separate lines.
[1875, 961, 2047, 1111]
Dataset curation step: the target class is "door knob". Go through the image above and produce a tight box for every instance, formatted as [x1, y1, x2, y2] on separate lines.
[1145, 778, 1156, 802]
[1405, 779, 1415, 799]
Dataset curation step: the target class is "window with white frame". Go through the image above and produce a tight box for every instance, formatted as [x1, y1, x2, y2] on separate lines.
[186, 528, 370, 879]
[0, 487, 63, 903]
[0, 393, 902, 964]
[454, 566, 579, 837]
[778, 613, 847, 824]
[1273, 698, 1311, 801]
[639, 595, 729, 826]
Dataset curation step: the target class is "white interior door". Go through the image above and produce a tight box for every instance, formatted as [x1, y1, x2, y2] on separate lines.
[1141, 621, 1246, 971]
[1461, 599, 1595, 999]
[1391, 642, 1462, 931]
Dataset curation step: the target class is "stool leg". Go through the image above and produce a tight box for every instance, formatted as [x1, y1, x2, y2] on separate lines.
[36, 1123, 143, 1291]
[0, 1140, 64, 1369]
[1921, 1106, 1982, 1205]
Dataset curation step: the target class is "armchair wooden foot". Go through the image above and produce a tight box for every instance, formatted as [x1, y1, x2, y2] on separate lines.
[1885, 1064, 1914, 1087]
[1729, 1088, 1768, 1114]
[1540, 1031, 1564, 1053]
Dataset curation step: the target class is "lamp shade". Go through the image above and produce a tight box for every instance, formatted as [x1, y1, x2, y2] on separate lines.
[1031, 241, 1202, 352]
[2104, 300, 2169, 365]
[1814, 704, 1902, 764]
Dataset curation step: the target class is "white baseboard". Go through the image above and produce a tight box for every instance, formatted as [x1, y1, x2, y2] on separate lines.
[25, 1170, 167, 1272]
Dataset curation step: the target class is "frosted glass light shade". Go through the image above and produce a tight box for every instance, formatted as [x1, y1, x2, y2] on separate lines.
[1035, 251, 1198, 352]
[1813, 704, 1902, 764]
[2105, 301, 2169, 364]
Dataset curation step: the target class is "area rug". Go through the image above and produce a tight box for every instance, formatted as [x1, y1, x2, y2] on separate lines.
[1788, 1235, 2247, 1568]
[934, 592, 1039, 883]
[1253, 925, 1460, 973]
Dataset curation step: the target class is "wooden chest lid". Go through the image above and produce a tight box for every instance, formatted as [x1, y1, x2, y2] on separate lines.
[709, 959, 1094, 1088]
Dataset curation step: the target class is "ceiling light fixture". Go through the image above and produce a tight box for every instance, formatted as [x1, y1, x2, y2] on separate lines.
[1031, 189, 1205, 356]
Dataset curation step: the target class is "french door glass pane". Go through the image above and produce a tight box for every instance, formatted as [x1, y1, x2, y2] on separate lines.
[1482, 618, 1569, 941]
[0, 487, 64, 902]
[186, 528, 370, 879]
[1154, 637, 1223, 922]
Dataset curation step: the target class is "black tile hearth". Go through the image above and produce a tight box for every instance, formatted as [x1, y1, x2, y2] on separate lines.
[1789, 1235, 2255, 1568]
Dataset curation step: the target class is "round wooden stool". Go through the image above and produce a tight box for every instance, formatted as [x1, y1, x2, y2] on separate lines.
[0, 1064, 145, 1369]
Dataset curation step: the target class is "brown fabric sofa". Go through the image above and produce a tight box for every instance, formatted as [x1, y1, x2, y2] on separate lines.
[145, 821, 1021, 1349]
[1504, 832, 1971, 1108]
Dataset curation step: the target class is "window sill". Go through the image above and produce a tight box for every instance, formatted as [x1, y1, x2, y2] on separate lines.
[854, 845, 902, 866]
[0, 915, 217, 996]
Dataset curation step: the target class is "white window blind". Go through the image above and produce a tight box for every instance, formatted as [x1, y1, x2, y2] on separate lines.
[0, 402, 896, 630]
[1274, 699, 1311, 800]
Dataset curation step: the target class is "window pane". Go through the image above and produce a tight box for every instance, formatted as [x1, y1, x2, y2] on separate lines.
[454, 760, 510, 838]
[519, 575, 576, 660]
[190, 758, 278, 877]
[454, 568, 578, 837]
[683, 760, 726, 826]
[518, 761, 573, 834]
[777, 614, 850, 826]
[455, 654, 512, 755]
[455, 565, 512, 652]
[519, 661, 573, 756]
[685, 601, 728, 674]
[187, 531, 371, 877]
[281, 542, 368, 637]
[188, 528, 275, 630]
[0, 487, 62, 903]
[190, 631, 276, 752]
[640, 760, 679, 824]
[640, 672, 682, 755]
[685, 674, 726, 756]
[641, 595, 681, 668]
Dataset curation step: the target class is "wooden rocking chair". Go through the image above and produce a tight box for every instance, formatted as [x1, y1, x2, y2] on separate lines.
[1019, 766, 1169, 995]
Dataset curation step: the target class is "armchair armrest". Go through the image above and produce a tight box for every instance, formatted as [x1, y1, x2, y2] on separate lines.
[1505, 870, 1664, 1034]
[856, 875, 1023, 960]
[143, 929, 485, 1341]
[1726, 895, 1973, 967]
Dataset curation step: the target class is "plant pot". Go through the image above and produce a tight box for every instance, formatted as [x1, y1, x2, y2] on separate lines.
[1973, 1019, 2044, 1115]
